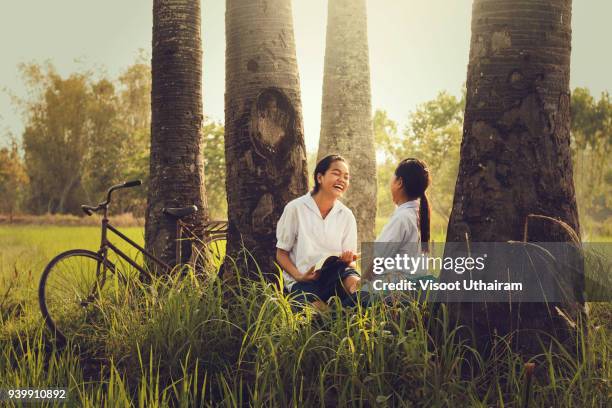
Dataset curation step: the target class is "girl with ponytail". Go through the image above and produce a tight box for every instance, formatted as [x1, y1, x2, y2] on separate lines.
[362, 158, 432, 288]
[391, 158, 431, 252]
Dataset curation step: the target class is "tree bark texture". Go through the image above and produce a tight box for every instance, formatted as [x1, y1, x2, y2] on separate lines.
[443, 0, 584, 354]
[317, 0, 377, 243]
[146, 0, 209, 271]
[224, 0, 309, 281]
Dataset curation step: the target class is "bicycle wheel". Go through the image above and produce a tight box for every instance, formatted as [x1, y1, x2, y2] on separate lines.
[39, 249, 123, 344]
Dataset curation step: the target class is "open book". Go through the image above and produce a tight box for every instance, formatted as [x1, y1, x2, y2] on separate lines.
[311, 252, 360, 272]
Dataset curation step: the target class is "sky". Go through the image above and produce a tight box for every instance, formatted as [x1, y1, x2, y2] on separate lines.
[1, 0, 611, 152]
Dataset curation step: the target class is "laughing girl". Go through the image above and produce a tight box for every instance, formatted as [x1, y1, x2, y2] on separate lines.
[275, 154, 360, 311]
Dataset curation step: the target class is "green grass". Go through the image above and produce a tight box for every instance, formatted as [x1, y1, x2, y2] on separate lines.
[0, 225, 611, 407]
[0, 225, 145, 340]
[0, 225, 144, 270]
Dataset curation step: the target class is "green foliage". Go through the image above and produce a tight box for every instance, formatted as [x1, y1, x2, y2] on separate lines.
[398, 91, 465, 224]
[571, 88, 612, 237]
[373, 88, 612, 240]
[11, 57, 229, 220]
[202, 120, 227, 219]
[115, 57, 152, 215]
[373, 110, 400, 158]
[82, 79, 125, 205]
[373, 110, 400, 219]
[20, 64, 92, 214]
[16, 58, 151, 216]
[373, 92, 465, 239]
[0, 140, 28, 219]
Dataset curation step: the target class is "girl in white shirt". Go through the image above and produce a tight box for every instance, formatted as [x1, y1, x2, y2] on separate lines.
[276, 155, 361, 311]
[381, 157, 430, 251]
[363, 158, 432, 288]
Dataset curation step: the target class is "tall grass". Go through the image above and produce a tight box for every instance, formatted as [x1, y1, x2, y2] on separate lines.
[1, 270, 610, 406]
[0, 226, 610, 406]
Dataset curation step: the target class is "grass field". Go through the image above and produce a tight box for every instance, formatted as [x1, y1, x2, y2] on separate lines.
[1, 225, 611, 407]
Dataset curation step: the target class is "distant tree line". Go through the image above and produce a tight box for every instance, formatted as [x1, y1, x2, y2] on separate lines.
[0, 56, 226, 220]
[0, 61, 609, 236]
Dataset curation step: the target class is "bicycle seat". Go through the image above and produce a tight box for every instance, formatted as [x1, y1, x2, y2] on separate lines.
[162, 205, 198, 218]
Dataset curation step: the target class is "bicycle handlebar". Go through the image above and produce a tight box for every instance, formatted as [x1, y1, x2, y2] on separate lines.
[81, 180, 142, 216]
[105, 179, 142, 204]
[122, 180, 142, 188]
[81, 205, 97, 216]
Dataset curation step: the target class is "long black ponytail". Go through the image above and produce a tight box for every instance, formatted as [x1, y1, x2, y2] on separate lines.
[394, 158, 431, 251]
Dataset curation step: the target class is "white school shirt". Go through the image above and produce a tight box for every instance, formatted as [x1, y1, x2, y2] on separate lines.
[366, 199, 426, 287]
[276, 192, 358, 290]
[377, 199, 421, 245]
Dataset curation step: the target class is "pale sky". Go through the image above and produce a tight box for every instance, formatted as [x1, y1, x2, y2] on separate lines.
[1, 0, 611, 152]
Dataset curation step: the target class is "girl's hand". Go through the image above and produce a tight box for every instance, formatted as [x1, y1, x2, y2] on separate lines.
[298, 266, 320, 282]
[340, 250, 358, 264]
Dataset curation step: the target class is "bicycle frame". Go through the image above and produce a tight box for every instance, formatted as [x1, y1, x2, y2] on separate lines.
[83, 180, 227, 278]
[96, 206, 171, 279]
[40, 179, 228, 343]
[174, 219, 228, 267]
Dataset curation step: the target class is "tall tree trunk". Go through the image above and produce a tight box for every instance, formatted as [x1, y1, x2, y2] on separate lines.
[317, 0, 377, 243]
[224, 0, 309, 281]
[443, 0, 583, 353]
[146, 0, 208, 271]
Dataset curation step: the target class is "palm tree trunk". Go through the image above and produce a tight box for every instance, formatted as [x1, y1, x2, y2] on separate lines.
[443, 0, 583, 354]
[317, 0, 377, 243]
[146, 0, 208, 271]
[224, 0, 309, 281]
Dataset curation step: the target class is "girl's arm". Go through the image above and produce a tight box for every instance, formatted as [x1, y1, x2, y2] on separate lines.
[340, 214, 359, 269]
[276, 249, 320, 282]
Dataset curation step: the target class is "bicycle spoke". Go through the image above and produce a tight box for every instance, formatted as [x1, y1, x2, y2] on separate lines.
[41, 251, 126, 343]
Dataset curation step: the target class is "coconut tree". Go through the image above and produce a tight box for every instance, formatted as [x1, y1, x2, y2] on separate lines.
[443, 0, 583, 352]
[224, 0, 309, 281]
[317, 0, 377, 243]
[146, 0, 209, 270]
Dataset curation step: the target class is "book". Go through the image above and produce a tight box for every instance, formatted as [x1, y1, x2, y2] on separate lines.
[312, 252, 360, 272]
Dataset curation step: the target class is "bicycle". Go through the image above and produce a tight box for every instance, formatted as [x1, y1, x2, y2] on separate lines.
[38, 180, 227, 344]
